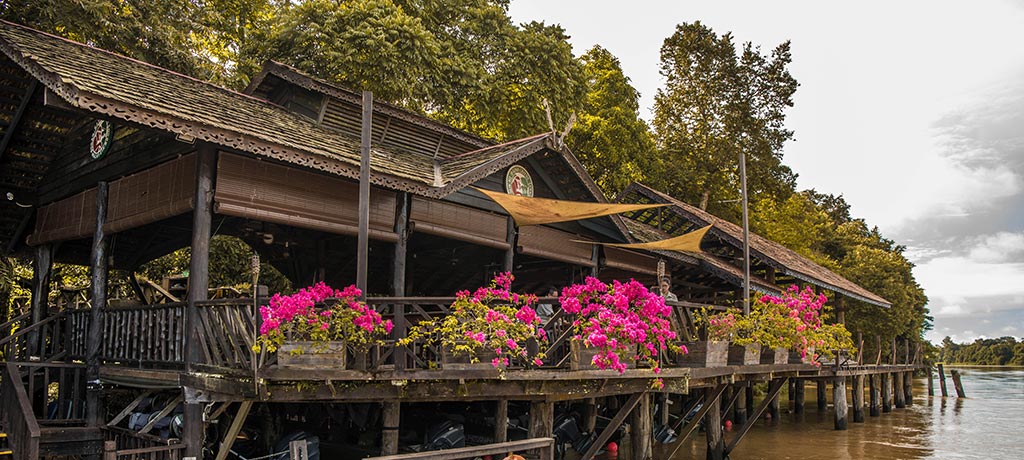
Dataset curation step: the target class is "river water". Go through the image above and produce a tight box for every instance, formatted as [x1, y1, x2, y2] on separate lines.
[664, 367, 1024, 459]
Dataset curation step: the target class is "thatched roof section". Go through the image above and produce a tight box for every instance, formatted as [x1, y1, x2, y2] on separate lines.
[622, 183, 891, 307]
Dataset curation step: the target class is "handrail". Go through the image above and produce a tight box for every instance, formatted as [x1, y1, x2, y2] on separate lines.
[366, 437, 554, 460]
[0, 311, 30, 332]
[0, 312, 63, 347]
[2, 362, 41, 460]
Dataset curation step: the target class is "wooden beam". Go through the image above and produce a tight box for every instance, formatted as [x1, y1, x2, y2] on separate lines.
[106, 390, 154, 427]
[367, 438, 554, 460]
[381, 401, 400, 456]
[0, 80, 38, 161]
[528, 400, 553, 440]
[139, 395, 184, 434]
[86, 181, 109, 427]
[833, 377, 847, 430]
[28, 243, 53, 358]
[357, 91, 372, 297]
[852, 375, 865, 423]
[705, 387, 724, 460]
[664, 384, 726, 460]
[724, 378, 787, 455]
[494, 399, 508, 443]
[214, 401, 253, 460]
[581, 393, 643, 460]
[630, 393, 652, 460]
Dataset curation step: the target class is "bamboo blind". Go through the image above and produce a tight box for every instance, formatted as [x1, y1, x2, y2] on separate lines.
[104, 154, 196, 234]
[27, 188, 98, 245]
[603, 246, 658, 275]
[518, 225, 595, 267]
[410, 196, 509, 249]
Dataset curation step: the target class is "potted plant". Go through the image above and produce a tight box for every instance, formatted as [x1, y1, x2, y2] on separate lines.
[559, 277, 682, 376]
[747, 286, 855, 366]
[258, 282, 393, 370]
[400, 273, 548, 371]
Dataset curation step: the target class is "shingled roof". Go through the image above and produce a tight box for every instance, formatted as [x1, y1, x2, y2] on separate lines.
[0, 20, 558, 199]
[622, 183, 891, 308]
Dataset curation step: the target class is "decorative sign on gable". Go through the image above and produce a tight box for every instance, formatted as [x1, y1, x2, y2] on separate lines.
[89, 120, 113, 160]
[505, 164, 534, 197]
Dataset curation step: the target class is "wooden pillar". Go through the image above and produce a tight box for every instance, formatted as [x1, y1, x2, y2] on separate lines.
[86, 181, 109, 427]
[528, 400, 554, 439]
[27, 243, 53, 358]
[503, 217, 516, 273]
[356, 91, 372, 296]
[833, 377, 847, 430]
[937, 364, 949, 397]
[894, 371, 906, 408]
[391, 193, 409, 371]
[869, 374, 880, 416]
[745, 385, 754, 418]
[881, 373, 893, 413]
[816, 380, 827, 411]
[734, 383, 748, 425]
[721, 386, 733, 422]
[583, 398, 597, 433]
[768, 385, 780, 422]
[852, 375, 865, 423]
[184, 145, 216, 458]
[658, 393, 670, 427]
[904, 371, 914, 406]
[494, 400, 508, 443]
[793, 379, 805, 415]
[950, 370, 966, 398]
[704, 389, 724, 460]
[381, 401, 400, 456]
[836, 296, 846, 324]
[630, 393, 652, 460]
[927, 366, 935, 396]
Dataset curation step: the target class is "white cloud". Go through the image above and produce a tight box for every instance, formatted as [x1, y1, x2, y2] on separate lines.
[968, 232, 1024, 263]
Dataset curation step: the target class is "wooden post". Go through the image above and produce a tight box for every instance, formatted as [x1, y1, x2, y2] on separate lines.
[494, 399, 508, 443]
[837, 296, 845, 324]
[721, 385, 734, 422]
[793, 379, 805, 416]
[745, 384, 754, 419]
[86, 181, 109, 427]
[894, 371, 906, 408]
[103, 440, 116, 460]
[184, 145, 216, 459]
[215, 401, 253, 460]
[833, 377, 847, 430]
[937, 364, 949, 397]
[658, 392, 670, 427]
[391, 193, 409, 371]
[630, 393, 652, 460]
[735, 383, 748, 425]
[904, 371, 914, 406]
[27, 243, 53, 358]
[816, 380, 827, 412]
[528, 400, 554, 439]
[381, 401, 400, 455]
[881, 373, 892, 413]
[583, 398, 597, 433]
[869, 374, 880, 417]
[950, 370, 966, 398]
[927, 366, 935, 396]
[705, 388, 724, 460]
[504, 217, 516, 273]
[768, 383, 780, 422]
[852, 375, 865, 423]
[356, 91, 373, 296]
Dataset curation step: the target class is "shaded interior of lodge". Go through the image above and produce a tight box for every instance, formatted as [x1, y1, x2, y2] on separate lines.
[0, 20, 921, 460]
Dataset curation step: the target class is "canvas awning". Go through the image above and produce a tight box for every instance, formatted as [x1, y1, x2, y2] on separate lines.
[579, 225, 712, 253]
[476, 187, 666, 226]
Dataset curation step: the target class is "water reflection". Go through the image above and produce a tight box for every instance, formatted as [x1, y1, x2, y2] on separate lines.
[665, 367, 1023, 459]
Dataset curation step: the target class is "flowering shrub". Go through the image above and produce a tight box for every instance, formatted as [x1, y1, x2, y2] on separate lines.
[745, 285, 855, 365]
[698, 310, 741, 341]
[559, 277, 682, 374]
[399, 273, 547, 369]
[258, 282, 393, 353]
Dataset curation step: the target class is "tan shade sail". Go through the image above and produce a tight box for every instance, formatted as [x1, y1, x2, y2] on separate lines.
[476, 187, 667, 226]
[578, 225, 713, 253]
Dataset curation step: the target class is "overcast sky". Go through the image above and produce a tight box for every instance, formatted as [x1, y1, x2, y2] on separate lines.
[509, 0, 1024, 344]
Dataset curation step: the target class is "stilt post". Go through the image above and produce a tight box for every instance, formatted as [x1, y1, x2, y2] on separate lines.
[793, 378, 805, 416]
[816, 380, 827, 412]
[631, 392, 652, 460]
[833, 376, 848, 430]
[852, 374, 865, 423]
[494, 399, 508, 443]
[869, 374, 880, 417]
[86, 181, 109, 427]
[904, 370, 914, 406]
[27, 243, 53, 358]
[705, 388, 724, 460]
[382, 401, 400, 455]
[937, 363, 949, 397]
[927, 366, 935, 396]
[894, 371, 906, 408]
[950, 370, 966, 398]
[528, 400, 554, 439]
[734, 383, 748, 425]
[881, 373, 893, 413]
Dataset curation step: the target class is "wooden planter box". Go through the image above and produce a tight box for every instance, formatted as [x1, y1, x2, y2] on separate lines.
[569, 341, 636, 371]
[441, 344, 503, 371]
[277, 341, 346, 369]
[727, 343, 762, 366]
[759, 347, 788, 365]
[789, 347, 817, 364]
[678, 341, 729, 368]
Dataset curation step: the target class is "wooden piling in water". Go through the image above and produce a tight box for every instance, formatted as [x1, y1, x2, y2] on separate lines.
[937, 363, 949, 397]
[735, 383, 748, 425]
[794, 378, 805, 415]
[494, 400, 508, 443]
[927, 366, 935, 396]
[904, 371, 914, 406]
[817, 380, 827, 411]
[382, 401, 400, 455]
[769, 385, 781, 422]
[631, 392, 652, 460]
[834, 377, 848, 430]
[852, 374, 865, 422]
[869, 374, 880, 416]
[951, 369, 966, 398]
[705, 388, 724, 460]
[882, 373, 893, 413]
[894, 371, 906, 408]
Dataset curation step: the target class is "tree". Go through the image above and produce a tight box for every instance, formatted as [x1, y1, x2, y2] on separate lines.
[651, 21, 797, 220]
[566, 46, 657, 197]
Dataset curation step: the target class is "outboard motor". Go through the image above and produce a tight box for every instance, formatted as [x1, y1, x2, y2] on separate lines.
[552, 415, 581, 460]
[424, 420, 465, 451]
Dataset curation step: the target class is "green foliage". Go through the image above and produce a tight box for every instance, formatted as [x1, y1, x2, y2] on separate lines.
[939, 336, 1024, 366]
[651, 21, 797, 220]
[566, 46, 657, 197]
[139, 235, 291, 294]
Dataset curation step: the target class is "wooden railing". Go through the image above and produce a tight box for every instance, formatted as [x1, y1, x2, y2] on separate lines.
[366, 437, 554, 460]
[17, 362, 88, 424]
[103, 427, 185, 460]
[66, 303, 188, 367]
[194, 299, 258, 372]
[1, 362, 41, 460]
[0, 311, 67, 362]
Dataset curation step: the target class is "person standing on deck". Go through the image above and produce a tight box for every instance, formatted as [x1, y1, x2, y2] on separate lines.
[659, 277, 678, 302]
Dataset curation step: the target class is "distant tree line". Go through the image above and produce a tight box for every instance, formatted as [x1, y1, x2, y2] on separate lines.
[939, 336, 1024, 365]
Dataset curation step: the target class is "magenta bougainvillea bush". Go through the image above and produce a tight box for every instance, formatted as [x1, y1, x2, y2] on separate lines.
[258, 282, 393, 353]
[559, 277, 682, 374]
[400, 272, 548, 369]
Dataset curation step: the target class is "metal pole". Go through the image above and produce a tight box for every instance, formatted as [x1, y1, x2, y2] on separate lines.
[739, 151, 750, 315]
[357, 91, 372, 298]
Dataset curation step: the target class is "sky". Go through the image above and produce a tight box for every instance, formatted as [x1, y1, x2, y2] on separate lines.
[508, 0, 1024, 344]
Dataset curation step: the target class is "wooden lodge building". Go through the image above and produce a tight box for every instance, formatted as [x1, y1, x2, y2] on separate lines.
[0, 21, 919, 460]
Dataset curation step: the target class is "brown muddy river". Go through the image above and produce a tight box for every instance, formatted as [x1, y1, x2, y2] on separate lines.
[662, 367, 1024, 459]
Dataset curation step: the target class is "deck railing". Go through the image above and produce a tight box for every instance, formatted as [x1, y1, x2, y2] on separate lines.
[1, 362, 41, 460]
[103, 427, 185, 460]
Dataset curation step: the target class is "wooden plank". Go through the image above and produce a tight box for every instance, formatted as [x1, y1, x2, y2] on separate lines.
[107, 390, 155, 427]
[581, 393, 643, 460]
[367, 438, 554, 460]
[0, 80, 37, 161]
[724, 378, 787, 455]
[665, 384, 726, 460]
[139, 395, 184, 434]
[214, 400, 253, 460]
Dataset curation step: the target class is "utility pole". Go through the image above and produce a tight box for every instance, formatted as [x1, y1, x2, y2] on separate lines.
[739, 151, 750, 315]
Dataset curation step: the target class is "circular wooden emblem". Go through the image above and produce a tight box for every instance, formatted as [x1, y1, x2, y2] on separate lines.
[89, 120, 113, 160]
[505, 165, 534, 197]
